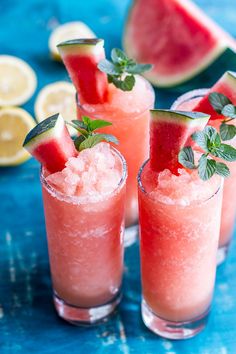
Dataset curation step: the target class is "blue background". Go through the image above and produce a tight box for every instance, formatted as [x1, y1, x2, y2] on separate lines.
[0, 0, 236, 353]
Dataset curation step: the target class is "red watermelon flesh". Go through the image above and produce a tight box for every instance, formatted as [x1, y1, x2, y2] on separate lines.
[150, 110, 210, 174]
[58, 39, 109, 104]
[192, 71, 236, 121]
[124, 0, 236, 87]
[23, 113, 77, 173]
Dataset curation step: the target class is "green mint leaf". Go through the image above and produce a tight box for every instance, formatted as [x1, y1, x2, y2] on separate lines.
[107, 75, 121, 88]
[215, 162, 230, 178]
[98, 133, 119, 145]
[89, 119, 112, 131]
[208, 92, 232, 113]
[191, 131, 208, 151]
[192, 126, 221, 153]
[97, 59, 121, 75]
[198, 155, 216, 181]
[79, 133, 118, 151]
[213, 144, 236, 162]
[98, 47, 152, 92]
[111, 48, 128, 64]
[74, 135, 86, 150]
[204, 126, 221, 147]
[108, 74, 135, 91]
[221, 104, 236, 119]
[126, 63, 153, 74]
[66, 121, 88, 137]
[220, 123, 236, 141]
[71, 120, 87, 130]
[178, 146, 196, 169]
[121, 75, 135, 91]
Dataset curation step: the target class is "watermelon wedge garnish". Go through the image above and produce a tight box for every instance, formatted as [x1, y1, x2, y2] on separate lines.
[150, 110, 210, 174]
[124, 0, 236, 88]
[192, 71, 236, 121]
[23, 113, 77, 173]
[58, 38, 109, 104]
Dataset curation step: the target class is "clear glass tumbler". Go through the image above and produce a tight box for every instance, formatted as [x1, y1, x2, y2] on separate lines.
[40, 148, 127, 325]
[76, 75, 155, 246]
[138, 160, 223, 339]
[172, 89, 236, 265]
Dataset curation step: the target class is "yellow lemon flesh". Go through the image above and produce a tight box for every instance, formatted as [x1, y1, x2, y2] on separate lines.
[0, 107, 36, 166]
[49, 21, 96, 60]
[0, 56, 37, 106]
[34, 82, 77, 135]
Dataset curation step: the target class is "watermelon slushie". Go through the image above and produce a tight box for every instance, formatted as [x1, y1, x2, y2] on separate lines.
[41, 143, 127, 324]
[172, 90, 236, 264]
[138, 161, 223, 339]
[77, 75, 155, 229]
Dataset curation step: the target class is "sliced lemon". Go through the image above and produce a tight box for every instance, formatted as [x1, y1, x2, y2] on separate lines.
[0, 55, 37, 106]
[0, 107, 36, 166]
[49, 21, 96, 60]
[34, 81, 77, 135]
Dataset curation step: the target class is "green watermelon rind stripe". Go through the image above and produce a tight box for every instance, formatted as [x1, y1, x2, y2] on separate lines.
[224, 70, 236, 89]
[143, 43, 227, 88]
[150, 109, 210, 126]
[123, 0, 236, 88]
[57, 39, 104, 56]
[23, 113, 64, 152]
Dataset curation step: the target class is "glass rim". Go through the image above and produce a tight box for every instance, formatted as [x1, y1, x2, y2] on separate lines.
[171, 88, 209, 110]
[75, 76, 155, 120]
[40, 146, 127, 205]
[137, 159, 224, 207]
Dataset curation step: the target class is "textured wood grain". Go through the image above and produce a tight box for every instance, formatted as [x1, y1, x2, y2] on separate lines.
[0, 0, 236, 353]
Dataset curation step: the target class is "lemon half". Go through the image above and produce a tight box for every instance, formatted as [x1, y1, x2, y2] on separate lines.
[34, 81, 77, 135]
[0, 55, 37, 106]
[49, 21, 96, 60]
[0, 107, 36, 166]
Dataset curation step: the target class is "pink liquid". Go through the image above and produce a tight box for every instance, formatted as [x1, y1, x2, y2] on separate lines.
[41, 143, 126, 307]
[176, 97, 236, 248]
[77, 75, 155, 226]
[138, 163, 223, 322]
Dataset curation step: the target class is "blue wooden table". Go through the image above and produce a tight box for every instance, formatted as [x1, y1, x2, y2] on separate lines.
[1, 0, 236, 353]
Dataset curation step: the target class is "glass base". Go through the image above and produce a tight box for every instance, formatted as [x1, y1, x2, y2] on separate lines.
[141, 300, 210, 340]
[124, 224, 138, 247]
[54, 291, 122, 326]
[217, 244, 229, 266]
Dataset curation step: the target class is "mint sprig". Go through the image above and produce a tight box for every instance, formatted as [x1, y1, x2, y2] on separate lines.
[98, 48, 152, 91]
[209, 92, 236, 141]
[178, 126, 236, 180]
[67, 116, 118, 152]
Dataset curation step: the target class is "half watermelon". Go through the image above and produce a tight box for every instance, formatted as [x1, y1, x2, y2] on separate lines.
[150, 109, 210, 174]
[23, 113, 77, 173]
[124, 0, 236, 88]
[58, 39, 108, 104]
[192, 71, 236, 121]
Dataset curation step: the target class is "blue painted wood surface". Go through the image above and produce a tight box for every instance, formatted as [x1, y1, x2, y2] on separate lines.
[0, 0, 236, 353]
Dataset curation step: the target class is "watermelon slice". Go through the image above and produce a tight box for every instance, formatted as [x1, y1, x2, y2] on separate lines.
[23, 113, 77, 173]
[124, 0, 236, 88]
[192, 71, 236, 121]
[58, 39, 108, 104]
[150, 110, 210, 174]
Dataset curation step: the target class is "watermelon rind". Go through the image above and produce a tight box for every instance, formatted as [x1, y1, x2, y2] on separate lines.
[150, 109, 210, 126]
[149, 109, 210, 173]
[224, 71, 236, 89]
[57, 38, 104, 56]
[23, 113, 65, 153]
[124, 0, 236, 88]
[143, 45, 227, 88]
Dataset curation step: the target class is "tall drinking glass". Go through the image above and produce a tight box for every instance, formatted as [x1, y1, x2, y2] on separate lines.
[138, 161, 223, 339]
[40, 148, 127, 325]
[172, 90, 236, 264]
[77, 75, 155, 245]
